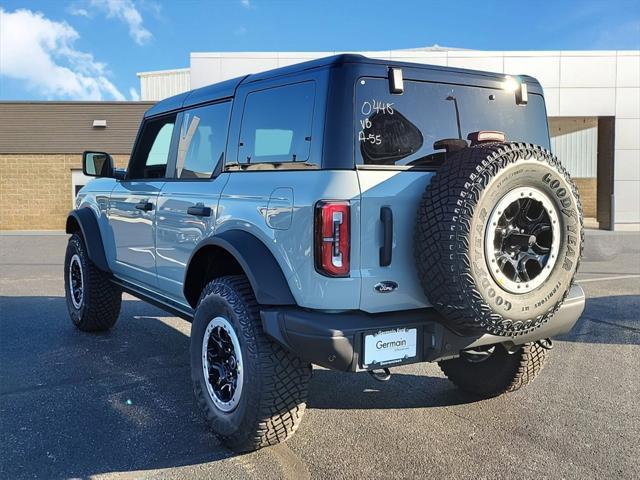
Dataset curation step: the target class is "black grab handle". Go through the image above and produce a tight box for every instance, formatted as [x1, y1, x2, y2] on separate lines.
[135, 201, 153, 211]
[187, 205, 212, 217]
[379, 206, 393, 267]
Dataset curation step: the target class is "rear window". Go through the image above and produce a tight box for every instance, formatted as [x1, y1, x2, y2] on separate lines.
[355, 78, 549, 166]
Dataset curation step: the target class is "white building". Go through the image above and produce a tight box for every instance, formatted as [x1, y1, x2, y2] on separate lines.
[138, 46, 640, 231]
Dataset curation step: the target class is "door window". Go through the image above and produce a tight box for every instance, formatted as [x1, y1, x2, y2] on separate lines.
[238, 82, 315, 164]
[175, 101, 231, 179]
[128, 115, 176, 179]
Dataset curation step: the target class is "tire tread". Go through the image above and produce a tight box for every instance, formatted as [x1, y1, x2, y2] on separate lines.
[414, 142, 584, 336]
[65, 233, 121, 332]
[438, 342, 548, 397]
[192, 275, 311, 452]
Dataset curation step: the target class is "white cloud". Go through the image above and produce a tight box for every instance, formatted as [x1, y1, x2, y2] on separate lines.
[89, 0, 151, 45]
[129, 87, 140, 101]
[0, 8, 125, 100]
[68, 6, 91, 17]
[240, 0, 251, 8]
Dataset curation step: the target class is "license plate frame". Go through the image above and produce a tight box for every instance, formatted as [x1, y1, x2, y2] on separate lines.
[362, 327, 418, 368]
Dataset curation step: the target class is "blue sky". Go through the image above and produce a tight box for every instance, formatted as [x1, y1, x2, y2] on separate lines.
[1, 0, 639, 101]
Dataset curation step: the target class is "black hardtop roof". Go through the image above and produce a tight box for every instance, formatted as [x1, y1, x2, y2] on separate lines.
[144, 54, 540, 118]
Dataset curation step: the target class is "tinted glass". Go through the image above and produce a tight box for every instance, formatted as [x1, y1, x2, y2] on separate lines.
[355, 78, 549, 166]
[176, 102, 231, 179]
[238, 82, 315, 164]
[147, 124, 174, 166]
[128, 115, 176, 179]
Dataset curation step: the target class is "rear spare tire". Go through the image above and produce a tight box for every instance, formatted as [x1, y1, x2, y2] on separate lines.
[415, 143, 583, 336]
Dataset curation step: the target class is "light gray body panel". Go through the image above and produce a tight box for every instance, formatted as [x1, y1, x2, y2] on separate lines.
[107, 181, 164, 287]
[75, 167, 436, 313]
[217, 170, 362, 310]
[155, 177, 229, 302]
[357, 169, 434, 313]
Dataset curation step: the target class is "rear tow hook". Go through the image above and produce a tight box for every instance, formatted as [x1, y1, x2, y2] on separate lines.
[537, 338, 553, 350]
[368, 368, 391, 382]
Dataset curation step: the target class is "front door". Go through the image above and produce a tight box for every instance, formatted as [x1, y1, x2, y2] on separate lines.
[108, 114, 177, 287]
[155, 101, 232, 303]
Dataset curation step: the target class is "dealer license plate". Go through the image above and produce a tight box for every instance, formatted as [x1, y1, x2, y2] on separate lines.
[363, 328, 417, 367]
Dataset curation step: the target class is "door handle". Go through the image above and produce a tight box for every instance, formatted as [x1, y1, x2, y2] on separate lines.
[135, 201, 153, 211]
[379, 206, 393, 267]
[187, 205, 212, 217]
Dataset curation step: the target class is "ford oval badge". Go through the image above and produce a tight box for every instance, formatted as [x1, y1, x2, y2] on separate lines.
[374, 281, 398, 293]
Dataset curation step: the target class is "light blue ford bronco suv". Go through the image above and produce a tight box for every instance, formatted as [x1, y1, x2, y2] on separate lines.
[65, 55, 585, 452]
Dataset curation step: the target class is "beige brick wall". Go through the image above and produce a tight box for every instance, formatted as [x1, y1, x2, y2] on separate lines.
[0, 154, 129, 231]
[0, 155, 600, 230]
[574, 178, 597, 219]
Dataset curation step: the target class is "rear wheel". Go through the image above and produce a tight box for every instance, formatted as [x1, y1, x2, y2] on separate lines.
[64, 233, 121, 332]
[190, 275, 311, 452]
[438, 342, 548, 397]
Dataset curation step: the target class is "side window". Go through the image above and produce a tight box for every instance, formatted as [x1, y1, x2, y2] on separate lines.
[128, 115, 176, 179]
[238, 82, 315, 164]
[176, 101, 231, 179]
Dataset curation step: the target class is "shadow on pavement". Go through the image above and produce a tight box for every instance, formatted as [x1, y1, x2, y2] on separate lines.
[307, 369, 474, 410]
[1, 292, 638, 478]
[557, 294, 640, 345]
[0, 296, 231, 479]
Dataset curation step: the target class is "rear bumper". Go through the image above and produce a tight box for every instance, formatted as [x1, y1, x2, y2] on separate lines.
[261, 284, 585, 371]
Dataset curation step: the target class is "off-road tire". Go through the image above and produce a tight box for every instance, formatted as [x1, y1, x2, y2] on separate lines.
[64, 233, 122, 332]
[438, 342, 548, 397]
[190, 275, 311, 452]
[415, 142, 583, 337]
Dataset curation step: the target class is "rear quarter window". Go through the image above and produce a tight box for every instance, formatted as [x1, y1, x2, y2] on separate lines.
[238, 82, 315, 164]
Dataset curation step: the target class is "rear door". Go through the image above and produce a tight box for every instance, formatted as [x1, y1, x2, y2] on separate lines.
[356, 76, 550, 313]
[108, 114, 176, 287]
[155, 100, 232, 302]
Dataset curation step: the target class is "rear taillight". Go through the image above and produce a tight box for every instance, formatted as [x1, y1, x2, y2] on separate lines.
[314, 200, 350, 277]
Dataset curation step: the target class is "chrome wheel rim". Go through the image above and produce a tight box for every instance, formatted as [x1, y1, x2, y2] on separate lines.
[68, 254, 84, 309]
[485, 187, 560, 294]
[201, 317, 243, 412]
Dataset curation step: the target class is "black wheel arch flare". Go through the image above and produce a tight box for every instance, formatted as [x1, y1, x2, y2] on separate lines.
[183, 230, 296, 308]
[65, 208, 110, 273]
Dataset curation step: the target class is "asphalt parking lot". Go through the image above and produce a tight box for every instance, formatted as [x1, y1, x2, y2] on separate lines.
[1, 234, 639, 479]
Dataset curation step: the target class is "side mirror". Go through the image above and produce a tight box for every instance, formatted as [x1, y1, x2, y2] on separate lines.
[83, 151, 115, 178]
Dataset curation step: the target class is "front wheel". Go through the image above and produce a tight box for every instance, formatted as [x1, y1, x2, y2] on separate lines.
[438, 342, 548, 397]
[64, 233, 121, 332]
[190, 275, 311, 452]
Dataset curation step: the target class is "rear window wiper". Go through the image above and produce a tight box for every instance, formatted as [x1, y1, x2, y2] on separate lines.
[406, 139, 469, 166]
[406, 153, 447, 167]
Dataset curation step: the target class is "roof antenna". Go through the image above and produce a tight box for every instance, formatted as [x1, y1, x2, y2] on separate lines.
[446, 94, 463, 140]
